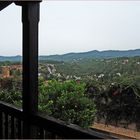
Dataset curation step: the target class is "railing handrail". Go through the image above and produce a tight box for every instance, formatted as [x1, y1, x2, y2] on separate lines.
[0, 101, 23, 118]
[0, 101, 116, 139]
[30, 112, 116, 139]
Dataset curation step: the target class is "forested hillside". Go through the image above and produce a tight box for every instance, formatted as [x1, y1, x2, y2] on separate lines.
[41, 57, 140, 82]
[0, 56, 140, 130]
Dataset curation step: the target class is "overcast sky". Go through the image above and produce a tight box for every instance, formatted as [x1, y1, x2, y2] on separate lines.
[0, 1, 140, 56]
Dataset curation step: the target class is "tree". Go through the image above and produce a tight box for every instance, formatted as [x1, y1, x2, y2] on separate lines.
[38, 79, 96, 128]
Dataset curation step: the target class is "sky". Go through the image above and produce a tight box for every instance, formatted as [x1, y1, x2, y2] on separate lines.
[0, 1, 140, 56]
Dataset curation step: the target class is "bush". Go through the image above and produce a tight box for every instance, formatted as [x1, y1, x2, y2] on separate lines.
[39, 79, 96, 128]
[0, 78, 96, 128]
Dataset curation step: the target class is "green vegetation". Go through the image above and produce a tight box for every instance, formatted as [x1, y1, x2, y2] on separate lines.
[86, 81, 140, 128]
[0, 77, 96, 128]
[39, 79, 96, 128]
[0, 56, 140, 129]
[0, 61, 21, 66]
[55, 57, 140, 78]
[0, 77, 22, 106]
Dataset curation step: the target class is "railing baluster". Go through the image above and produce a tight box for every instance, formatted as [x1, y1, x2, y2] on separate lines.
[4, 113, 8, 139]
[18, 119, 22, 139]
[38, 127, 44, 139]
[44, 130, 48, 139]
[0, 112, 3, 138]
[11, 116, 15, 138]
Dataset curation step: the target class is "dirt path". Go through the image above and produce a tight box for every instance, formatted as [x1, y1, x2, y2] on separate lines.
[91, 122, 140, 139]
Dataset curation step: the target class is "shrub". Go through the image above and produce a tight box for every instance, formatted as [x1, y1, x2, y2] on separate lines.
[39, 79, 96, 128]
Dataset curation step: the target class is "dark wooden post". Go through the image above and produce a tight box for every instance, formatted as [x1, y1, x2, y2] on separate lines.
[22, 2, 39, 115]
[22, 2, 40, 138]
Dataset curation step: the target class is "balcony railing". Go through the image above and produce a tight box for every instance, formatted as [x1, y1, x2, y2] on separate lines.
[0, 101, 116, 139]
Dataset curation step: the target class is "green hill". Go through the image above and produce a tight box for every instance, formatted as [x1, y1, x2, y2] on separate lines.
[0, 49, 140, 62]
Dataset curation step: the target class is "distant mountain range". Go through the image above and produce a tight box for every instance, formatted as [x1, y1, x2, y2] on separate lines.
[0, 49, 140, 62]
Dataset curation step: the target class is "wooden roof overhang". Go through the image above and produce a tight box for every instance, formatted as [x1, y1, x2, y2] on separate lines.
[0, 2, 12, 11]
[0, 1, 42, 11]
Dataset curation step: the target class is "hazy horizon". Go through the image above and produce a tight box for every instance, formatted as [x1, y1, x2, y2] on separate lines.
[0, 48, 139, 57]
[0, 1, 140, 56]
